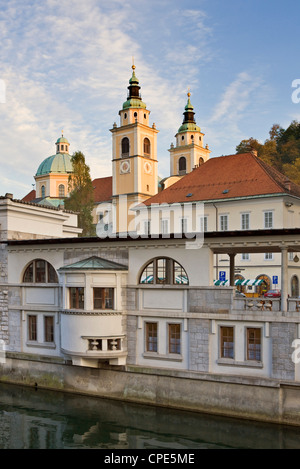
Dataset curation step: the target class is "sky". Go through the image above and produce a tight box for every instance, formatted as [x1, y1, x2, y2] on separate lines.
[1, 0, 300, 199]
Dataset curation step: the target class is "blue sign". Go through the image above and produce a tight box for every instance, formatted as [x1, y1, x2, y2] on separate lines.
[273, 275, 278, 285]
[219, 271, 226, 281]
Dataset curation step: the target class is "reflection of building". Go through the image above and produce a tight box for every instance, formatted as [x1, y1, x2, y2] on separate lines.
[3, 65, 300, 424]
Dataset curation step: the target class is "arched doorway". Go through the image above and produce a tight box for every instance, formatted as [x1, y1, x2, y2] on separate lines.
[291, 275, 299, 297]
[235, 274, 245, 293]
[255, 274, 270, 296]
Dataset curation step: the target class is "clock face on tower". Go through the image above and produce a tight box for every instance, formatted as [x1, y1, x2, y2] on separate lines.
[144, 161, 152, 174]
[120, 160, 130, 174]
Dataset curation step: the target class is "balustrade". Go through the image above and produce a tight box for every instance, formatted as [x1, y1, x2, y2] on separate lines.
[86, 336, 122, 352]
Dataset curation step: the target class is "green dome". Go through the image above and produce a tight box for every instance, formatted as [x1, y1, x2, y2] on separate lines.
[36, 152, 73, 176]
[122, 98, 147, 110]
[56, 136, 69, 144]
[178, 122, 201, 133]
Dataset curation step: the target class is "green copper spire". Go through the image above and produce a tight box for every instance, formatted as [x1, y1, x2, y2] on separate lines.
[178, 91, 201, 133]
[123, 64, 147, 110]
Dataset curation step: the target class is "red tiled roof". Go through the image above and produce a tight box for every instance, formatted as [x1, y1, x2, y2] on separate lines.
[143, 152, 300, 205]
[22, 189, 36, 202]
[92, 176, 112, 203]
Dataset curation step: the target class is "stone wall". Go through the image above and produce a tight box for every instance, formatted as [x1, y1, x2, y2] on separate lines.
[189, 287, 233, 314]
[189, 319, 210, 372]
[271, 323, 296, 380]
[0, 243, 8, 344]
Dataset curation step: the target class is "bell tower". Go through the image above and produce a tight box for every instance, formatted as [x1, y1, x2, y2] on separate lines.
[111, 65, 159, 233]
[169, 91, 210, 178]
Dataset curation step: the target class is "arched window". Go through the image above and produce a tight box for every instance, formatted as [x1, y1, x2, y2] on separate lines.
[139, 257, 189, 285]
[23, 259, 58, 283]
[121, 137, 130, 157]
[41, 185, 45, 198]
[144, 138, 151, 156]
[178, 157, 186, 175]
[255, 274, 270, 296]
[235, 274, 245, 293]
[58, 184, 65, 197]
[291, 275, 299, 297]
[199, 157, 204, 166]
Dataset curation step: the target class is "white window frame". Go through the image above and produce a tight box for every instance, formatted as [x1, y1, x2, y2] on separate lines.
[161, 219, 169, 235]
[264, 252, 274, 261]
[241, 213, 250, 230]
[220, 214, 228, 231]
[199, 216, 208, 233]
[241, 253, 250, 261]
[264, 211, 274, 229]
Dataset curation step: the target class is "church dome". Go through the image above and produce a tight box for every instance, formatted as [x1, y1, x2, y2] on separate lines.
[35, 152, 73, 176]
[36, 133, 73, 176]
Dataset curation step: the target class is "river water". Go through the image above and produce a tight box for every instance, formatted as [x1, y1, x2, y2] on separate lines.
[0, 382, 300, 450]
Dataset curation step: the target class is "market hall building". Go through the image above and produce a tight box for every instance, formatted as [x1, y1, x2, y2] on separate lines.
[1, 66, 300, 425]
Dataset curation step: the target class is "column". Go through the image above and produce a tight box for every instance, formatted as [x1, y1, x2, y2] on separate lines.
[229, 253, 236, 287]
[281, 247, 288, 312]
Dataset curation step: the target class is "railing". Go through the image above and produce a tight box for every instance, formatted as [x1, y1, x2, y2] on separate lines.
[287, 298, 300, 312]
[84, 336, 124, 353]
[233, 297, 281, 312]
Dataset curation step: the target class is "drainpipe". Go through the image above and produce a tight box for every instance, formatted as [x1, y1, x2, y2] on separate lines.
[213, 203, 218, 279]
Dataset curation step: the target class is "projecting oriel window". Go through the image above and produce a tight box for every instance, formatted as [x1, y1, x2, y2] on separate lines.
[93, 288, 114, 310]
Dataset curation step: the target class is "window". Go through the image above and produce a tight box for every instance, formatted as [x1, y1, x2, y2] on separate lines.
[143, 138, 151, 156]
[144, 220, 151, 236]
[199, 157, 204, 166]
[199, 216, 208, 232]
[23, 260, 58, 283]
[181, 218, 187, 233]
[145, 322, 158, 352]
[140, 258, 189, 285]
[44, 316, 54, 342]
[178, 156, 186, 175]
[93, 288, 114, 310]
[247, 328, 261, 361]
[161, 219, 169, 235]
[121, 137, 129, 157]
[169, 324, 181, 354]
[41, 185, 45, 198]
[241, 213, 250, 230]
[241, 253, 250, 261]
[264, 252, 273, 260]
[220, 215, 228, 231]
[28, 315, 37, 341]
[70, 287, 84, 309]
[220, 326, 234, 359]
[58, 184, 65, 197]
[264, 211, 273, 229]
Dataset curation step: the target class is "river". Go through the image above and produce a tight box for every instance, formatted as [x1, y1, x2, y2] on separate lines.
[0, 382, 300, 450]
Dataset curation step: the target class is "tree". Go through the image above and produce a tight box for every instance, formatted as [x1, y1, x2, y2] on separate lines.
[235, 120, 300, 184]
[64, 151, 96, 237]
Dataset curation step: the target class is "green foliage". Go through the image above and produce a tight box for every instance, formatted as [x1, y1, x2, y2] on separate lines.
[236, 121, 300, 183]
[64, 151, 96, 237]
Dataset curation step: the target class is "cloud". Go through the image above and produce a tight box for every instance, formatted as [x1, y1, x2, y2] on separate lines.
[0, 0, 215, 196]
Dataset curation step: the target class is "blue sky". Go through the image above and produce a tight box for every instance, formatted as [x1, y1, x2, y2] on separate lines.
[1, 0, 300, 199]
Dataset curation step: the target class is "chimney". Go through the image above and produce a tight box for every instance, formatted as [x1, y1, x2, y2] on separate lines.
[284, 178, 291, 192]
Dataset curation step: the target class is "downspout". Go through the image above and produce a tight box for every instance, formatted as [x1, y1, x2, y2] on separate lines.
[213, 203, 218, 280]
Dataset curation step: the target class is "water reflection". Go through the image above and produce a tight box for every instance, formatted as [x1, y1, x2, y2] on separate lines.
[0, 382, 300, 449]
